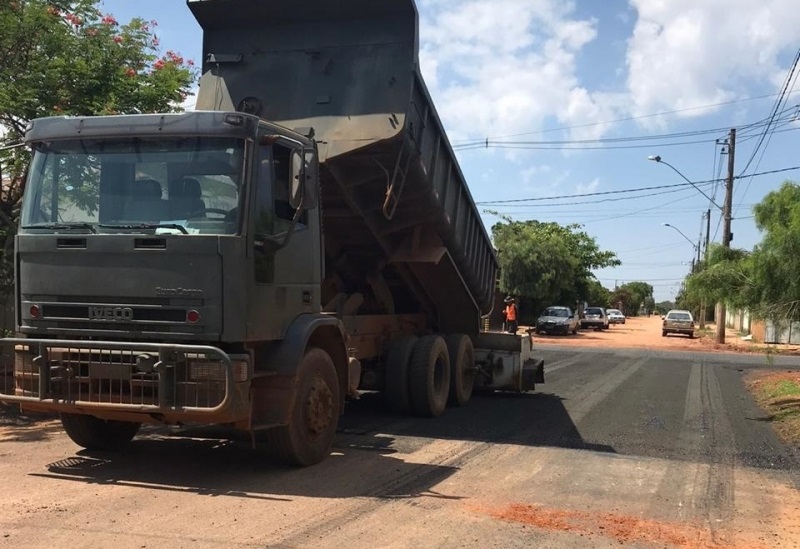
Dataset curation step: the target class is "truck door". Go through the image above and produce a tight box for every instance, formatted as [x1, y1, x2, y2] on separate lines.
[246, 137, 322, 341]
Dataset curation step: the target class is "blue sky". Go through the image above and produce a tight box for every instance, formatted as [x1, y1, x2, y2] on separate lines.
[101, 0, 800, 302]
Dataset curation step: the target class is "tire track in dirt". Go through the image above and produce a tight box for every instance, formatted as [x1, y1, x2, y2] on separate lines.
[271, 353, 652, 546]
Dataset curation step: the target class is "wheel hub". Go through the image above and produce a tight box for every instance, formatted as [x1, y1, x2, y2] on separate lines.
[305, 377, 334, 435]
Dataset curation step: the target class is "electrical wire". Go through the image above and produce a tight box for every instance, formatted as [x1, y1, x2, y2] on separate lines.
[477, 179, 719, 205]
[737, 48, 800, 177]
[477, 165, 800, 206]
[453, 104, 800, 152]
[450, 90, 800, 144]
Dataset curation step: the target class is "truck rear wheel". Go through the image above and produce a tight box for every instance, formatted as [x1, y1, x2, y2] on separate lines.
[409, 335, 451, 417]
[265, 347, 340, 467]
[385, 335, 418, 413]
[60, 413, 141, 451]
[446, 334, 474, 407]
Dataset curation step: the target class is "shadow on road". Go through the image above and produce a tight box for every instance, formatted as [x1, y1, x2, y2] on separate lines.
[25, 388, 608, 498]
[338, 390, 615, 454]
[31, 425, 461, 501]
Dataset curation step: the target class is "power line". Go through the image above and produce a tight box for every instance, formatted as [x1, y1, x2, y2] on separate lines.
[737, 48, 800, 177]
[477, 180, 718, 205]
[450, 90, 800, 144]
[453, 104, 800, 152]
[477, 165, 800, 206]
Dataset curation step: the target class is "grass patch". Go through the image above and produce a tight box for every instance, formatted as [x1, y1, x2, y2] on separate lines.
[746, 371, 800, 446]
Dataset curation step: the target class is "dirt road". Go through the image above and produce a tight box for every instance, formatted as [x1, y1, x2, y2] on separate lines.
[1, 346, 799, 548]
[529, 315, 777, 355]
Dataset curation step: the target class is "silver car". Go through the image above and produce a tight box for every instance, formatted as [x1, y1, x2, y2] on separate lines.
[536, 306, 579, 335]
[662, 309, 695, 338]
[607, 309, 626, 324]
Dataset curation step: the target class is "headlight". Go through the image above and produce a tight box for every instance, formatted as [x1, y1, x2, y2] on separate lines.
[188, 356, 249, 382]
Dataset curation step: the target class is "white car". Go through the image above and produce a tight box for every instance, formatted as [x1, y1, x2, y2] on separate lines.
[607, 309, 626, 324]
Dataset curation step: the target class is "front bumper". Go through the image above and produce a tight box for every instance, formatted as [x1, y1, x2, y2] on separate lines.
[580, 320, 606, 328]
[537, 323, 569, 333]
[0, 338, 251, 424]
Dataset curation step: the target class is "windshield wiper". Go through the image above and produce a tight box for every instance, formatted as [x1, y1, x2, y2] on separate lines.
[22, 223, 97, 234]
[98, 223, 189, 234]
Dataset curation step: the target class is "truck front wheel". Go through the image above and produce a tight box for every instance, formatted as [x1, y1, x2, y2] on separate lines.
[60, 413, 141, 451]
[265, 347, 340, 467]
[446, 334, 474, 407]
[409, 335, 451, 417]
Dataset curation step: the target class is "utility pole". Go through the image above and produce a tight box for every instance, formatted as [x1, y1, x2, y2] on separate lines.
[698, 208, 712, 329]
[716, 128, 736, 344]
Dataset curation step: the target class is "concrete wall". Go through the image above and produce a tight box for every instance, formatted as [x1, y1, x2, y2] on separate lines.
[730, 307, 800, 344]
[726, 307, 751, 334]
[750, 319, 766, 342]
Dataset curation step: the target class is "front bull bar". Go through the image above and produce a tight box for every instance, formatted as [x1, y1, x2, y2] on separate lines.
[0, 338, 250, 422]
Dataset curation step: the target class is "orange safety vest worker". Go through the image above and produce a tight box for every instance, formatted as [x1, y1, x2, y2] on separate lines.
[504, 303, 517, 322]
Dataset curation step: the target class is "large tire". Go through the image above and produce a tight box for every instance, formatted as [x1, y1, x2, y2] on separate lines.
[446, 334, 474, 407]
[384, 335, 418, 413]
[409, 335, 451, 417]
[60, 413, 141, 451]
[264, 347, 340, 466]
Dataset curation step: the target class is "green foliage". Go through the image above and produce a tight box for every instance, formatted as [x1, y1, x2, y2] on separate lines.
[585, 278, 612, 308]
[685, 181, 800, 322]
[654, 300, 675, 315]
[491, 218, 619, 314]
[610, 281, 653, 316]
[0, 0, 197, 305]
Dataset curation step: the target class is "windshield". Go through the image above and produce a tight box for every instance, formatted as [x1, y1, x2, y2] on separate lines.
[21, 136, 244, 235]
[667, 312, 692, 321]
[543, 308, 569, 318]
[608, 309, 622, 315]
[585, 308, 604, 315]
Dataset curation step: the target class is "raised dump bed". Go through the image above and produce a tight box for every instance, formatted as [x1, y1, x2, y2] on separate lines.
[190, 0, 498, 331]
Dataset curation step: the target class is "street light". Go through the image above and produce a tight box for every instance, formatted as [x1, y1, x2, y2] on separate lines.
[647, 155, 722, 211]
[662, 223, 700, 271]
[661, 223, 698, 251]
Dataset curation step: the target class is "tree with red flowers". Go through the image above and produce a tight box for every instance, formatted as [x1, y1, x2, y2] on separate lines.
[0, 0, 197, 317]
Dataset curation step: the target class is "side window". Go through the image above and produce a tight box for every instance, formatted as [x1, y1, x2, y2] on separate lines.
[252, 141, 308, 284]
[273, 144, 307, 226]
[254, 145, 275, 284]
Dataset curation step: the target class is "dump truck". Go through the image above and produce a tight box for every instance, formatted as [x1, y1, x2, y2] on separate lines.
[0, 0, 544, 466]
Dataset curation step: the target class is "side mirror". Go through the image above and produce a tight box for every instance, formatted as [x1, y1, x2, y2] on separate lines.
[289, 148, 318, 210]
[289, 150, 305, 209]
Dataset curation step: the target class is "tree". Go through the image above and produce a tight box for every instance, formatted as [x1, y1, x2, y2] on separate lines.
[610, 281, 653, 316]
[491, 218, 619, 316]
[585, 279, 612, 308]
[686, 181, 800, 322]
[0, 0, 196, 307]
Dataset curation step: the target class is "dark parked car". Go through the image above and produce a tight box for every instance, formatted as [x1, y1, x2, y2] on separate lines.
[580, 307, 609, 330]
[536, 306, 579, 335]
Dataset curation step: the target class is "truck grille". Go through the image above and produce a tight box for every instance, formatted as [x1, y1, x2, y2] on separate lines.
[21, 296, 209, 336]
[0, 339, 245, 413]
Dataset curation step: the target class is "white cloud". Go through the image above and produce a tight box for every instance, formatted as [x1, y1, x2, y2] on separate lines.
[625, 0, 800, 121]
[418, 0, 611, 142]
[418, 0, 800, 148]
[576, 177, 600, 195]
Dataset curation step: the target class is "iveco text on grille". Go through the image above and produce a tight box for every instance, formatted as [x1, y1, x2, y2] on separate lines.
[88, 307, 134, 321]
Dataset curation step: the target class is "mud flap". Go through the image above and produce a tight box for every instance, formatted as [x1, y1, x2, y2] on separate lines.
[521, 358, 545, 391]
